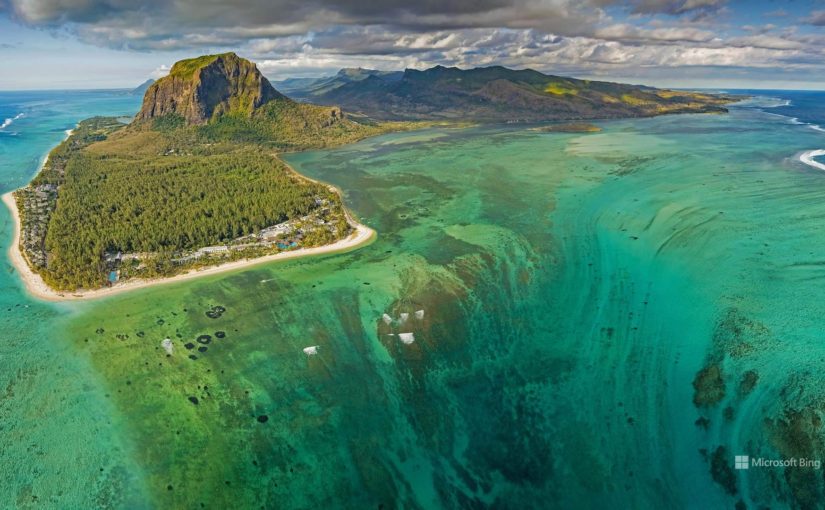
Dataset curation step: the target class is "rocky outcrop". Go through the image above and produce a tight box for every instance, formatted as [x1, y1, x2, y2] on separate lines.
[135, 52, 285, 125]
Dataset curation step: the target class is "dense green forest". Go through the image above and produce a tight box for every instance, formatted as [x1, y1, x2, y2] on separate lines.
[41, 144, 332, 290]
[15, 117, 127, 271]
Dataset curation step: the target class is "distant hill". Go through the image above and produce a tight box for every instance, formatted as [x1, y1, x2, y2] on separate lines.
[129, 79, 154, 96]
[273, 68, 403, 101]
[288, 65, 734, 121]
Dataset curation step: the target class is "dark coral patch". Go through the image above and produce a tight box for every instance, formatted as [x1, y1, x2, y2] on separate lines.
[710, 446, 737, 495]
[206, 305, 226, 319]
[692, 364, 725, 407]
[738, 370, 759, 396]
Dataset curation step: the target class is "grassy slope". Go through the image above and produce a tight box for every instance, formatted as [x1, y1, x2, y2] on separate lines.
[167, 54, 226, 79]
[198, 99, 409, 150]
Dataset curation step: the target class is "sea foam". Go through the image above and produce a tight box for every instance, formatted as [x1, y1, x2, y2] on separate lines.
[0, 113, 24, 130]
[799, 150, 825, 172]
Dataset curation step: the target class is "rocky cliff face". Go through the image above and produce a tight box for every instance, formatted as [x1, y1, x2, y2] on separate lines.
[135, 53, 285, 125]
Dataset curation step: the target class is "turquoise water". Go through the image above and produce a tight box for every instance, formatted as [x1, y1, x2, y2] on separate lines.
[0, 91, 149, 507]
[3, 91, 825, 507]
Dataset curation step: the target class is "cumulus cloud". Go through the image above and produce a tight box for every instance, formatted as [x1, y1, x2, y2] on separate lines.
[726, 34, 804, 51]
[149, 64, 170, 78]
[1, 0, 823, 86]
[805, 10, 825, 26]
[594, 23, 715, 43]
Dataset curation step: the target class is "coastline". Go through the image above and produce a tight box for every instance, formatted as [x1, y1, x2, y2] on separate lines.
[2, 123, 378, 302]
[4, 187, 374, 302]
[799, 149, 825, 172]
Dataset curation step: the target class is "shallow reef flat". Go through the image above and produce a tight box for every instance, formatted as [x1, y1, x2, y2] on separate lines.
[8, 101, 825, 508]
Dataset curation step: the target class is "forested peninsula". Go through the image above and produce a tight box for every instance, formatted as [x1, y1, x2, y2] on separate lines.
[10, 53, 407, 293]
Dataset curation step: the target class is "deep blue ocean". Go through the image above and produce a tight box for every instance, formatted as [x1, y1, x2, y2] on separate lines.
[0, 90, 142, 193]
[727, 89, 825, 130]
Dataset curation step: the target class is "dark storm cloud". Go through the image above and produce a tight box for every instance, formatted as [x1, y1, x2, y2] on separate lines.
[7, 0, 521, 24]
[4, 0, 605, 41]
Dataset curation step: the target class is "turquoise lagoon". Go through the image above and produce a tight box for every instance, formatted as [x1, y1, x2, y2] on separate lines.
[2, 90, 825, 508]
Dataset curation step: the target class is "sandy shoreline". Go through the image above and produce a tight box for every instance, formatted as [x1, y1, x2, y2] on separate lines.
[3, 187, 374, 302]
[799, 149, 825, 172]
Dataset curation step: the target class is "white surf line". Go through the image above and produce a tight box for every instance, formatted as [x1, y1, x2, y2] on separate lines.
[0, 113, 24, 130]
[799, 150, 825, 172]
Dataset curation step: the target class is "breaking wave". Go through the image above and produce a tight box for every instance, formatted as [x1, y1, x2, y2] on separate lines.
[0, 113, 24, 130]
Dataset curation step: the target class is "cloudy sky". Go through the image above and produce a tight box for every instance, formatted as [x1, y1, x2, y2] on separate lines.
[1, 0, 824, 90]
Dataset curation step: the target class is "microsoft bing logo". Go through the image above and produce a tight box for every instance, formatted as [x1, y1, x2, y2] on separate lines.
[735, 455, 749, 470]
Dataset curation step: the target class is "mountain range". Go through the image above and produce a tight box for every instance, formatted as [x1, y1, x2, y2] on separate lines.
[133, 56, 733, 126]
[273, 68, 403, 100]
[279, 65, 733, 122]
[129, 79, 155, 96]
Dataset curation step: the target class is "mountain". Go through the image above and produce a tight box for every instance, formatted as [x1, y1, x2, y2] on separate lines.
[129, 79, 155, 96]
[292, 65, 734, 122]
[136, 52, 285, 125]
[273, 68, 403, 101]
[271, 76, 326, 95]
